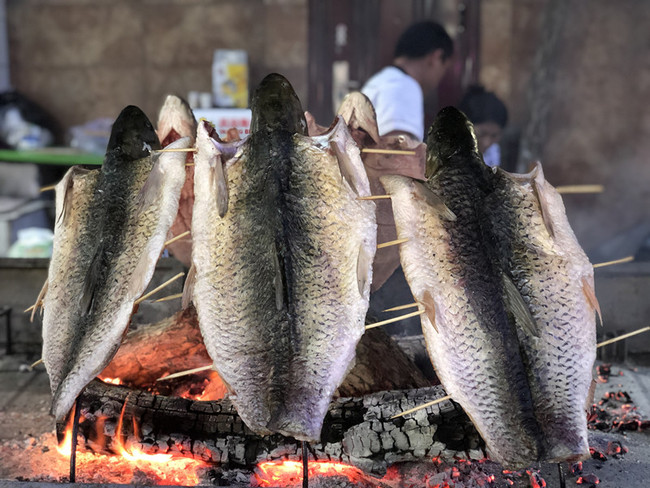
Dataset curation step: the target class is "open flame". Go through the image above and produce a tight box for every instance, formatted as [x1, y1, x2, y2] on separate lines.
[255, 460, 369, 487]
[100, 376, 122, 385]
[55, 398, 206, 485]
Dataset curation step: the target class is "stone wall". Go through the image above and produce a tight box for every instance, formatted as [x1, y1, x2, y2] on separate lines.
[7, 0, 308, 131]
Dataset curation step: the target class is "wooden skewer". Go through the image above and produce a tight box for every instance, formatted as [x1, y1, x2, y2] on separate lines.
[556, 185, 604, 194]
[597, 326, 650, 348]
[30, 358, 43, 369]
[357, 195, 392, 200]
[154, 147, 197, 153]
[154, 293, 183, 303]
[593, 256, 634, 269]
[391, 395, 452, 419]
[156, 364, 214, 382]
[39, 184, 56, 193]
[185, 163, 195, 167]
[361, 148, 417, 156]
[383, 302, 419, 312]
[377, 238, 409, 249]
[164, 230, 191, 247]
[365, 309, 425, 330]
[134, 272, 185, 305]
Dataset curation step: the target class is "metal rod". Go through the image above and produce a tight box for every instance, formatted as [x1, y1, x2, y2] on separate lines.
[1, 307, 12, 355]
[302, 441, 309, 488]
[558, 463, 566, 488]
[69, 396, 82, 482]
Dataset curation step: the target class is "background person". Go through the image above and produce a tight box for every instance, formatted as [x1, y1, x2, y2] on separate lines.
[458, 85, 508, 167]
[361, 21, 454, 142]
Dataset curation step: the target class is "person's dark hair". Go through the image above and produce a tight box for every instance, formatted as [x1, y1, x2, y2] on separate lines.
[394, 21, 454, 61]
[458, 85, 508, 128]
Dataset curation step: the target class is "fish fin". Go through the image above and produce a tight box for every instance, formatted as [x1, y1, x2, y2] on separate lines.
[329, 140, 360, 195]
[412, 181, 457, 221]
[209, 151, 229, 218]
[135, 154, 170, 218]
[57, 166, 93, 225]
[420, 290, 438, 333]
[529, 164, 555, 239]
[272, 243, 285, 311]
[582, 277, 602, 325]
[80, 242, 106, 315]
[502, 273, 539, 338]
[30, 279, 48, 322]
[584, 378, 597, 412]
[356, 242, 373, 297]
[182, 263, 196, 309]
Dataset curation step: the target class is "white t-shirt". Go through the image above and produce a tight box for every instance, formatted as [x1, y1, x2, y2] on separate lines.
[361, 66, 424, 141]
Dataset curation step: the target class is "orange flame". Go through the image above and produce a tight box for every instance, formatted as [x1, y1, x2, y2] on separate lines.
[254, 460, 368, 487]
[56, 403, 75, 456]
[55, 398, 206, 485]
[100, 377, 122, 385]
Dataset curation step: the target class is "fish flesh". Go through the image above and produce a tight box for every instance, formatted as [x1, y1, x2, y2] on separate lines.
[190, 73, 376, 441]
[42, 106, 189, 421]
[381, 107, 543, 467]
[485, 162, 598, 462]
[336, 91, 425, 292]
[156, 95, 197, 267]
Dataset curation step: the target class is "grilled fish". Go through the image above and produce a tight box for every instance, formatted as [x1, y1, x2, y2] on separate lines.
[190, 73, 376, 441]
[156, 95, 197, 267]
[486, 162, 598, 462]
[381, 107, 543, 468]
[42, 106, 189, 421]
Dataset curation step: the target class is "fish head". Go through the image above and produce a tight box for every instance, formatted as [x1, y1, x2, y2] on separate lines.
[425, 106, 481, 178]
[106, 105, 161, 166]
[250, 73, 307, 136]
[156, 95, 197, 146]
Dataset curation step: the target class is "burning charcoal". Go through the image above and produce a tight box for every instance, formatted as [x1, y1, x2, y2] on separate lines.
[596, 364, 611, 382]
[569, 461, 583, 475]
[614, 391, 631, 402]
[589, 447, 607, 461]
[606, 440, 628, 457]
[576, 473, 600, 485]
[526, 469, 546, 488]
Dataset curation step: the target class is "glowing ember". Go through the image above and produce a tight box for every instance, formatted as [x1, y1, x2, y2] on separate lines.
[255, 460, 368, 487]
[100, 376, 122, 385]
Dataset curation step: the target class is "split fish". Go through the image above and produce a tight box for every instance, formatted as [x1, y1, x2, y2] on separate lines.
[190, 73, 376, 441]
[42, 105, 189, 421]
[336, 91, 425, 292]
[486, 162, 598, 463]
[381, 107, 543, 467]
[156, 95, 197, 267]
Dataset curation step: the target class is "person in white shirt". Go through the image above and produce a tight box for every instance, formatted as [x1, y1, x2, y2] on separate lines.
[361, 21, 453, 142]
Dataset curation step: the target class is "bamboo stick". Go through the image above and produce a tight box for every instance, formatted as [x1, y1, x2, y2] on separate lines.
[134, 272, 185, 305]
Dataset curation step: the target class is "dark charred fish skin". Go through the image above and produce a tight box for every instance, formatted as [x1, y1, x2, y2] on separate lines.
[486, 163, 597, 463]
[382, 107, 543, 468]
[192, 74, 376, 441]
[42, 106, 188, 421]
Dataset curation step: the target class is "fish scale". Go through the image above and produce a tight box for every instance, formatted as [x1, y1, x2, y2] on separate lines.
[42, 106, 188, 421]
[381, 107, 544, 468]
[191, 74, 375, 441]
[487, 164, 597, 462]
